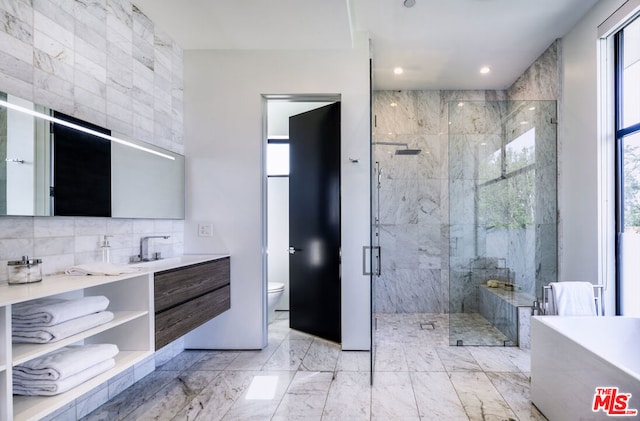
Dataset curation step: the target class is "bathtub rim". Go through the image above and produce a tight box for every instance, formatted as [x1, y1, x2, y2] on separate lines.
[532, 315, 640, 383]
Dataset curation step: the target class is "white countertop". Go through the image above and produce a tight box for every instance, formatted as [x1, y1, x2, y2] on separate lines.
[0, 254, 229, 307]
[129, 254, 229, 272]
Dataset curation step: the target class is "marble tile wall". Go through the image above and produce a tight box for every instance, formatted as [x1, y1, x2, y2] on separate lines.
[373, 41, 560, 319]
[0, 0, 185, 283]
[478, 285, 535, 347]
[0, 1, 185, 417]
[373, 90, 507, 314]
[0, 103, 6, 214]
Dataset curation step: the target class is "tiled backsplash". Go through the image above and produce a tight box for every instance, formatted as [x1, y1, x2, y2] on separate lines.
[0, 0, 185, 283]
[0, 216, 184, 283]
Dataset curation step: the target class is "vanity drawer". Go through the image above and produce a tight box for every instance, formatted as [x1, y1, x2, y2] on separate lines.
[155, 285, 230, 349]
[154, 257, 230, 313]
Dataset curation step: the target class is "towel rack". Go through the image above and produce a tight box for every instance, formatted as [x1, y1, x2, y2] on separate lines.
[541, 283, 604, 316]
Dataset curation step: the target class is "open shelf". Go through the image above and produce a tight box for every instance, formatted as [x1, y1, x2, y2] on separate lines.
[12, 310, 148, 366]
[0, 255, 227, 421]
[12, 350, 152, 421]
[0, 270, 154, 421]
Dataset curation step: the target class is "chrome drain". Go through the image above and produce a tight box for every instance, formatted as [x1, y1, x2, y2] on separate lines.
[419, 321, 436, 330]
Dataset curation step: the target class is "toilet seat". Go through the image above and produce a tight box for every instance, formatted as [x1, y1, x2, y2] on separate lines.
[268, 282, 284, 292]
[268, 282, 285, 293]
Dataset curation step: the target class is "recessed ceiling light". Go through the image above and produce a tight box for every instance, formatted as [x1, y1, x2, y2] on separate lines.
[480, 66, 491, 74]
[529, 106, 536, 111]
[393, 67, 404, 75]
[390, 102, 397, 107]
[457, 102, 464, 107]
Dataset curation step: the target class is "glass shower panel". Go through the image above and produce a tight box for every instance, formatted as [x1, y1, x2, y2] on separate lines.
[448, 100, 557, 346]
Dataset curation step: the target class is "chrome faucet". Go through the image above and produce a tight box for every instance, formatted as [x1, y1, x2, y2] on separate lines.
[139, 236, 170, 261]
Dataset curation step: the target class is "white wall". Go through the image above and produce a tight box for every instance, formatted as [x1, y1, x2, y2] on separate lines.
[560, 0, 626, 313]
[183, 37, 372, 350]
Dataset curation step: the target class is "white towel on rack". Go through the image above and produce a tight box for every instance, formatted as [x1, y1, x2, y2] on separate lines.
[548, 282, 597, 316]
[13, 358, 115, 396]
[12, 344, 119, 381]
[12, 311, 115, 343]
[12, 296, 110, 327]
[64, 262, 141, 276]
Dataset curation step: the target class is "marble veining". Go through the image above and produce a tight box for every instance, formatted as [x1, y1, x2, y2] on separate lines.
[375, 92, 557, 345]
[412, 372, 470, 419]
[83, 312, 544, 421]
[0, 0, 186, 281]
[450, 371, 517, 420]
[372, 40, 559, 350]
[272, 371, 334, 420]
[0, 8, 32, 45]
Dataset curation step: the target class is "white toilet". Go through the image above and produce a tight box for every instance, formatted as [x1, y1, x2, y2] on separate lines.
[267, 282, 285, 322]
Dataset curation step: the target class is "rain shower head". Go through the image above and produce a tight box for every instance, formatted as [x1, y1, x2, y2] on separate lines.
[395, 148, 421, 155]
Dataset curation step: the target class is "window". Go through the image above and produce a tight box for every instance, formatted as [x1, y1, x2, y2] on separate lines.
[267, 139, 289, 177]
[615, 15, 640, 315]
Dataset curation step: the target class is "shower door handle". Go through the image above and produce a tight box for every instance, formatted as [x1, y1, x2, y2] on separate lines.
[363, 246, 381, 276]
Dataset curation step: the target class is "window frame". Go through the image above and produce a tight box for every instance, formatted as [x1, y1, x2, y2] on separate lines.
[614, 15, 640, 314]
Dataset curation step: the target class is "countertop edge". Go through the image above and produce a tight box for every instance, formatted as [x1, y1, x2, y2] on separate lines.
[0, 254, 230, 306]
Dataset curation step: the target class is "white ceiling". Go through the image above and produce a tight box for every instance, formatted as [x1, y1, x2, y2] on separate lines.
[133, 0, 600, 90]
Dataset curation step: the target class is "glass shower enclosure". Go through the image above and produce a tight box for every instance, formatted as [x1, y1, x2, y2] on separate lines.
[448, 100, 557, 346]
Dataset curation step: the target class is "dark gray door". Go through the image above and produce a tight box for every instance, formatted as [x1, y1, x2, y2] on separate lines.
[288, 102, 341, 343]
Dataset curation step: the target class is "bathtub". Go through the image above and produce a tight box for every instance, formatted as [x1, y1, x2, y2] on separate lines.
[531, 316, 640, 420]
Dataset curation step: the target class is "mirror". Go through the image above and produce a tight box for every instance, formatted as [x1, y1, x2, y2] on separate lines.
[111, 137, 184, 219]
[0, 92, 185, 219]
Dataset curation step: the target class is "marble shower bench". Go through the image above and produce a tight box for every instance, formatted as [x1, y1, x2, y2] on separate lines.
[479, 285, 536, 348]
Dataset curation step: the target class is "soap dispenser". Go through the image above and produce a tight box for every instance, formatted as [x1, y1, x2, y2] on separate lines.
[101, 235, 113, 263]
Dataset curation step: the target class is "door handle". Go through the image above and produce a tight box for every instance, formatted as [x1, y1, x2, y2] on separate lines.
[289, 246, 303, 254]
[363, 246, 381, 275]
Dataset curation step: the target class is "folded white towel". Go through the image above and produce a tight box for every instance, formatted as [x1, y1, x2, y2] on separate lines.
[13, 358, 115, 396]
[12, 311, 115, 344]
[549, 281, 597, 316]
[12, 344, 119, 381]
[12, 296, 110, 327]
[65, 262, 141, 276]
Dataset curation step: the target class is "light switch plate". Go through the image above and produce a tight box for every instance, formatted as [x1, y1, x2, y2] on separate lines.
[198, 223, 213, 237]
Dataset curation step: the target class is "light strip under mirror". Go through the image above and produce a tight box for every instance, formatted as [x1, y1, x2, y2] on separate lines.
[0, 99, 175, 161]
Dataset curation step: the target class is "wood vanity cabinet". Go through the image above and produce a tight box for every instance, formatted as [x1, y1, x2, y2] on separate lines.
[154, 257, 230, 349]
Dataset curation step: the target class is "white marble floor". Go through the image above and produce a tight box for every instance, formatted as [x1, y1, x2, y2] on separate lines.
[447, 312, 513, 346]
[83, 312, 547, 420]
